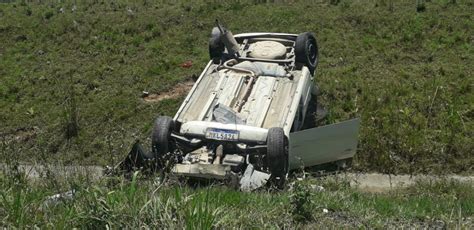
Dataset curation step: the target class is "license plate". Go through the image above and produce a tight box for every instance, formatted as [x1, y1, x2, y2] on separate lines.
[205, 128, 239, 141]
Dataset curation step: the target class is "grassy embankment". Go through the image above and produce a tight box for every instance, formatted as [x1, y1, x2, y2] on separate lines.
[0, 1, 473, 228]
[1, 0, 472, 174]
[1, 167, 473, 228]
[0, 1, 474, 173]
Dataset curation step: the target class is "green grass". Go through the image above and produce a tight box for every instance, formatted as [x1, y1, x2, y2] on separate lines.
[0, 0, 473, 174]
[0, 168, 472, 228]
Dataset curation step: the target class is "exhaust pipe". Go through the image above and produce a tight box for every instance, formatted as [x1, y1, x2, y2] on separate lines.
[216, 20, 240, 57]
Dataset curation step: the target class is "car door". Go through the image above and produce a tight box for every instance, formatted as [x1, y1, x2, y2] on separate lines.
[288, 118, 360, 170]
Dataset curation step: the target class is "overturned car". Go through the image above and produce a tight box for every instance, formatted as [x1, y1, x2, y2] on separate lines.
[121, 22, 360, 190]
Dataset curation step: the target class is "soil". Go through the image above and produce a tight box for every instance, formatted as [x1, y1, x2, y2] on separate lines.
[142, 80, 194, 102]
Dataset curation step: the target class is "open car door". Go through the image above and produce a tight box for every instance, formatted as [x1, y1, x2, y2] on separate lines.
[288, 118, 360, 170]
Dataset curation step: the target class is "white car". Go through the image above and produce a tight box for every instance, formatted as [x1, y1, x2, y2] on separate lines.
[122, 22, 360, 189]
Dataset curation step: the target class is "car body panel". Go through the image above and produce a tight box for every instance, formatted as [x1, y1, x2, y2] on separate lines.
[288, 118, 361, 169]
[234, 32, 298, 39]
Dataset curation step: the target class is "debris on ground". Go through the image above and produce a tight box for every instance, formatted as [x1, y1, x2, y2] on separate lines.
[42, 189, 76, 208]
[239, 164, 271, 192]
[311, 184, 325, 192]
[180, 60, 193, 68]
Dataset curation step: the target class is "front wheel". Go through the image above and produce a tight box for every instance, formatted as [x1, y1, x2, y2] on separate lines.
[266, 127, 288, 188]
[151, 116, 175, 159]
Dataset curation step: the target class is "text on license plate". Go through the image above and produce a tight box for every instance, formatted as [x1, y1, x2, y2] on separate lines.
[205, 128, 239, 141]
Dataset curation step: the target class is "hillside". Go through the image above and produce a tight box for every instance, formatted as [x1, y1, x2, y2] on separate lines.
[1, 0, 473, 174]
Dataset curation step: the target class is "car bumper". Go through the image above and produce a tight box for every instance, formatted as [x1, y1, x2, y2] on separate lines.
[180, 121, 269, 143]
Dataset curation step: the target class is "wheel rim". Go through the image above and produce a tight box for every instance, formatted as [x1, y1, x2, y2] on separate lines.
[308, 41, 316, 64]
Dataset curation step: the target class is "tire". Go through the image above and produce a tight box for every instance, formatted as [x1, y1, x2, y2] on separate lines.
[120, 141, 157, 173]
[295, 32, 319, 75]
[151, 116, 175, 158]
[266, 127, 288, 184]
[209, 27, 224, 63]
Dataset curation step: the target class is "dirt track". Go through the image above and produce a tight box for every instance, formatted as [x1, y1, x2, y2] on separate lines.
[338, 173, 474, 192]
[2, 164, 472, 192]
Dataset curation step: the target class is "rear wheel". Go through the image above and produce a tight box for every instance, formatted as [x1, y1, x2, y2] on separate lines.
[295, 32, 319, 75]
[209, 27, 224, 63]
[266, 127, 288, 188]
[151, 116, 175, 159]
